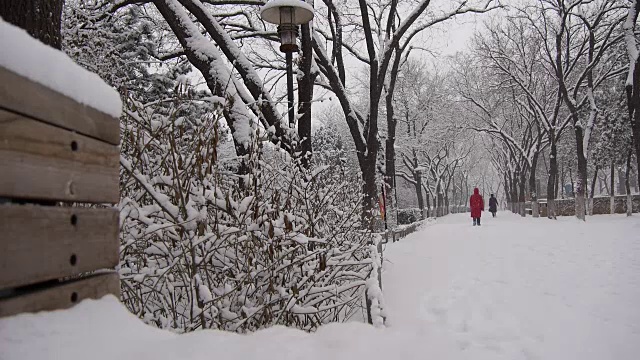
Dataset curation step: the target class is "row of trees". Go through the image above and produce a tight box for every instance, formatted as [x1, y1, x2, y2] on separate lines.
[57, 0, 501, 225]
[55, 0, 499, 331]
[304, 0, 640, 222]
[455, 0, 639, 219]
[5, 0, 639, 333]
[6, 1, 639, 220]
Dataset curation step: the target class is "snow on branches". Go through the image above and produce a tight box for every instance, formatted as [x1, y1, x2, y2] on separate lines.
[117, 95, 380, 332]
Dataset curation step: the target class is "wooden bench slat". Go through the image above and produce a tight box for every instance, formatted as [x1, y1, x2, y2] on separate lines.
[0, 66, 120, 145]
[0, 273, 120, 317]
[0, 109, 120, 203]
[0, 205, 119, 290]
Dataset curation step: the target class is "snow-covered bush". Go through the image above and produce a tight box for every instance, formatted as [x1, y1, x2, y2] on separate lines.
[61, 1, 385, 332]
[117, 95, 381, 332]
[397, 208, 422, 225]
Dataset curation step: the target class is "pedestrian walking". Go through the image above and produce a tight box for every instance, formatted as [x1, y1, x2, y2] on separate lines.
[470, 188, 484, 226]
[489, 194, 498, 218]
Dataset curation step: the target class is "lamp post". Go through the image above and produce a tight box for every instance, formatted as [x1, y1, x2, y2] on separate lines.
[260, 0, 314, 127]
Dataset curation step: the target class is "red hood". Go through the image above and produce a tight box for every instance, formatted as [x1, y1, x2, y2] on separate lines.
[473, 188, 480, 195]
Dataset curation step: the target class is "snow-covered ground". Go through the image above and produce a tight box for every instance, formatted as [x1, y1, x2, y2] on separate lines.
[383, 212, 640, 359]
[1, 213, 639, 359]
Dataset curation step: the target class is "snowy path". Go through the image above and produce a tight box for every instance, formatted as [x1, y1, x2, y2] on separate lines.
[2, 213, 640, 359]
[383, 212, 640, 359]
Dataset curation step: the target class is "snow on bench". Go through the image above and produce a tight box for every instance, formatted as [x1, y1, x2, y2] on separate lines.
[0, 18, 122, 120]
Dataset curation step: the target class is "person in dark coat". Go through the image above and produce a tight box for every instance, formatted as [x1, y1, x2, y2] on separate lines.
[489, 194, 498, 218]
[469, 188, 484, 226]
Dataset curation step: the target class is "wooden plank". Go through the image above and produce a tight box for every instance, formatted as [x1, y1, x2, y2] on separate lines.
[0, 66, 120, 145]
[0, 109, 119, 203]
[0, 273, 120, 317]
[0, 205, 119, 289]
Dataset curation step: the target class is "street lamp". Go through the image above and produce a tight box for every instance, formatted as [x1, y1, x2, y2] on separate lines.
[260, 0, 314, 126]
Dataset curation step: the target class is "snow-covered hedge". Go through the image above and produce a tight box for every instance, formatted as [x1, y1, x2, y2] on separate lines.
[117, 96, 382, 332]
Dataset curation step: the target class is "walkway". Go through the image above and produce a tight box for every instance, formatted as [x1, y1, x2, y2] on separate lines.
[383, 212, 640, 359]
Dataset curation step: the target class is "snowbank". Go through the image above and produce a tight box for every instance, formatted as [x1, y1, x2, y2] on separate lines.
[2, 214, 640, 360]
[0, 296, 394, 360]
[0, 17, 122, 118]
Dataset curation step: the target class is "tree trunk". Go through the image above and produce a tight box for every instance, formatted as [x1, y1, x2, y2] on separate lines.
[574, 126, 588, 221]
[628, 54, 640, 195]
[560, 164, 566, 198]
[589, 166, 599, 216]
[361, 155, 379, 226]
[555, 169, 560, 199]
[506, 173, 512, 212]
[530, 155, 540, 218]
[599, 176, 603, 194]
[634, 164, 639, 193]
[362, 166, 380, 226]
[384, 139, 396, 210]
[311, 24, 381, 228]
[415, 172, 425, 220]
[626, 152, 633, 216]
[610, 160, 615, 214]
[547, 136, 558, 219]
[297, 22, 314, 168]
[459, 176, 465, 208]
[436, 182, 444, 217]
[445, 170, 454, 216]
[510, 172, 518, 214]
[617, 167, 626, 194]
[0, 0, 64, 49]
[452, 181, 457, 214]
[444, 195, 450, 215]
[424, 182, 431, 218]
[503, 173, 510, 212]
[519, 169, 526, 217]
[384, 46, 402, 210]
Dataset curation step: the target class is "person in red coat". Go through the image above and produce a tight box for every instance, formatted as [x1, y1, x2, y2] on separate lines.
[469, 188, 484, 226]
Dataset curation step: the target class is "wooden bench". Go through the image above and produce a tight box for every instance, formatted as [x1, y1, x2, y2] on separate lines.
[0, 65, 120, 317]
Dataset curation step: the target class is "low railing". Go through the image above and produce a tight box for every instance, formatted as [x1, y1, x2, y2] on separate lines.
[536, 195, 639, 217]
[383, 220, 430, 243]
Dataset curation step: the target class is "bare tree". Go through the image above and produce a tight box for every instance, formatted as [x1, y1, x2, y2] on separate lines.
[471, 11, 597, 219]
[517, 0, 626, 220]
[454, 44, 547, 217]
[85, 0, 315, 179]
[312, 0, 500, 222]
